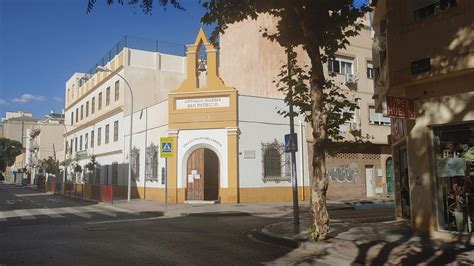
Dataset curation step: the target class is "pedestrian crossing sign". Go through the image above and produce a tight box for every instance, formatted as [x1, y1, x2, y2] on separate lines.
[160, 137, 174, 158]
[284, 133, 298, 153]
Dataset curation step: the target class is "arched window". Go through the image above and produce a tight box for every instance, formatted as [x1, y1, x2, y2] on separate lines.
[264, 148, 281, 178]
[145, 143, 159, 182]
[261, 141, 291, 183]
[131, 147, 140, 181]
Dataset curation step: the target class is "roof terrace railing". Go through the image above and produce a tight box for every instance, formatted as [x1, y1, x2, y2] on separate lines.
[79, 35, 186, 86]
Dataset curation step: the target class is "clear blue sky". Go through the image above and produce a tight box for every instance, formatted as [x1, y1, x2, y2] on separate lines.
[0, 0, 368, 119]
[0, 0, 211, 118]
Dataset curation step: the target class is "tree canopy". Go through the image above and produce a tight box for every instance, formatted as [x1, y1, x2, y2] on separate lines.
[0, 138, 22, 172]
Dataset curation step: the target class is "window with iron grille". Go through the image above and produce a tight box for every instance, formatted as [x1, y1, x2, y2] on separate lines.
[131, 147, 140, 181]
[79, 135, 83, 150]
[145, 143, 159, 182]
[261, 141, 291, 183]
[115, 80, 119, 102]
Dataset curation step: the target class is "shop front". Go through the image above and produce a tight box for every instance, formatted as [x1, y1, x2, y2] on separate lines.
[433, 123, 474, 234]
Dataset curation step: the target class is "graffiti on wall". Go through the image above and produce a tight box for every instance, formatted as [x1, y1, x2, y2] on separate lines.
[326, 163, 358, 182]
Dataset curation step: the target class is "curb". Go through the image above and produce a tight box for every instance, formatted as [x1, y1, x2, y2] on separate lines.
[182, 211, 252, 217]
[252, 223, 334, 253]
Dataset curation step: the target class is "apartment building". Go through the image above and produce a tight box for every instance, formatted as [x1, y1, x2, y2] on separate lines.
[1, 111, 39, 145]
[63, 37, 186, 191]
[219, 14, 392, 201]
[373, 0, 474, 237]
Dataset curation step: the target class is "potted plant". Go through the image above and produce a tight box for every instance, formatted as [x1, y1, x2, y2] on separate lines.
[448, 176, 470, 232]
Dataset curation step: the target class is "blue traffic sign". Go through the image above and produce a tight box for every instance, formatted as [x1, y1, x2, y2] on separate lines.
[284, 133, 298, 153]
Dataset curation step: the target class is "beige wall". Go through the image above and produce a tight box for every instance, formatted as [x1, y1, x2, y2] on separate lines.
[373, 0, 474, 102]
[1, 120, 37, 145]
[373, 0, 474, 237]
[35, 123, 65, 161]
[220, 14, 390, 145]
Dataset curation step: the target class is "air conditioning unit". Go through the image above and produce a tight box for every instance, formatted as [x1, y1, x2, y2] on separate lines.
[345, 74, 357, 85]
[349, 122, 361, 132]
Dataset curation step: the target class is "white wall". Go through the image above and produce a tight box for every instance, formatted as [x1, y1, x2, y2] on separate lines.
[238, 95, 310, 188]
[122, 100, 169, 188]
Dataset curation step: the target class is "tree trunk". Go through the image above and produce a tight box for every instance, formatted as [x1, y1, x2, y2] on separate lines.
[297, 15, 330, 241]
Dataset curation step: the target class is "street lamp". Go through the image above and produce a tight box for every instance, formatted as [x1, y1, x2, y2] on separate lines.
[61, 122, 70, 183]
[97, 65, 134, 201]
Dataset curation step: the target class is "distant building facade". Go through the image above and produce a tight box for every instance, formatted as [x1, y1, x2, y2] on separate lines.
[373, 0, 474, 237]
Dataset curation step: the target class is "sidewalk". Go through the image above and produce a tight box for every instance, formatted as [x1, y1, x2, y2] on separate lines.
[257, 210, 474, 265]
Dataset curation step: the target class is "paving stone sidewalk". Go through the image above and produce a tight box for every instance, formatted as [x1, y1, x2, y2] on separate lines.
[259, 211, 474, 265]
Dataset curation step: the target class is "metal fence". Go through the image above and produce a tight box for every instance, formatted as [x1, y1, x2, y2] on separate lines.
[80, 35, 186, 86]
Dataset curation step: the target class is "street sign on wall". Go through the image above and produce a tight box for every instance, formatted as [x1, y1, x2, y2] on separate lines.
[160, 137, 174, 158]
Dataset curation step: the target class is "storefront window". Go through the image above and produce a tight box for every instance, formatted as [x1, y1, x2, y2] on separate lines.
[434, 123, 474, 233]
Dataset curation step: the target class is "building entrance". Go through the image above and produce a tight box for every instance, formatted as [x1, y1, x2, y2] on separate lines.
[186, 148, 219, 201]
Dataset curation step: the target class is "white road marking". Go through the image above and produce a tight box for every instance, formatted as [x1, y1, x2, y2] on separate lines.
[87, 216, 163, 225]
[14, 209, 37, 220]
[35, 208, 64, 218]
[0, 211, 6, 222]
[14, 192, 54, 197]
[61, 207, 92, 219]
[81, 206, 117, 217]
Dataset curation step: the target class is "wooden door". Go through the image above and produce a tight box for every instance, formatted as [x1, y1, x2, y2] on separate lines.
[187, 148, 205, 200]
[186, 148, 220, 201]
[204, 149, 219, 200]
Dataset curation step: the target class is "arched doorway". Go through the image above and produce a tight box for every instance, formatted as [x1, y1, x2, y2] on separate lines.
[186, 148, 219, 201]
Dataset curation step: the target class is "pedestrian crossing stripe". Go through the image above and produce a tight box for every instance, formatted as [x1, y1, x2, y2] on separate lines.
[0, 205, 139, 221]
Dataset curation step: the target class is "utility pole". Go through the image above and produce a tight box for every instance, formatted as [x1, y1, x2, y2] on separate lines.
[287, 46, 300, 227]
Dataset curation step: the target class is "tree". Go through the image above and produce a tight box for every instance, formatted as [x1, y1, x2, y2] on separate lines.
[41, 156, 60, 176]
[85, 155, 101, 183]
[0, 138, 22, 172]
[87, 0, 374, 241]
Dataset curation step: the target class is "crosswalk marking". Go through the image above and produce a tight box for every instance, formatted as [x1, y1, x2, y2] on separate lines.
[60, 207, 92, 219]
[0, 204, 141, 222]
[14, 209, 37, 220]
[34, 208, 64, 218]
[80, 206, 117, 217]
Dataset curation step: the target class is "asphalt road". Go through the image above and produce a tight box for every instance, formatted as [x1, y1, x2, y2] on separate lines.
[0, 184, 295, 265]
[0, 184, 395, 265]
